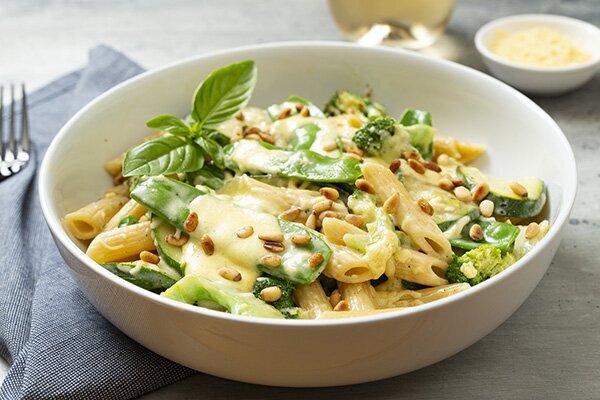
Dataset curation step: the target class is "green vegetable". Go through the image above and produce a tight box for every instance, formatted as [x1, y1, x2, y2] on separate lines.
[102, 262, 177, 291]
[405, 125, 435, 160]
[459, 166, 546, 218]
[450, 219, 520, 251]
[152, 216, 184, 275]
[401, 280, 429, 290]
[446, 245, 512, 285]
[130, 176, 205, 229]
[186, 164, 226, 190]
[352, 116, 411, 162]
[288, 123, 320, 150]
[123, 60, 257, 176]
[252, 276, 300, 319]
[399, 108, 432, 127]
[162, 275, 284, 318]
[267, 95, 324, 120]
[324, 90, 386, 120]
[122, 135, 204, 177]
[226, 139, 361, 183]
[118, 215, 139, 227]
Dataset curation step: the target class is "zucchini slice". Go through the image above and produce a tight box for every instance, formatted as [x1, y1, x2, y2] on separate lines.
[152, 216, 185, 275]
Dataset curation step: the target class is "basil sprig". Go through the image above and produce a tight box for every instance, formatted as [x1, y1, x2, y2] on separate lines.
[123, 60, 257, 177]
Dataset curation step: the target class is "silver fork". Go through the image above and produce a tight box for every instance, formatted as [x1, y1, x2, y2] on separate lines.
[0, 84, 30, 179]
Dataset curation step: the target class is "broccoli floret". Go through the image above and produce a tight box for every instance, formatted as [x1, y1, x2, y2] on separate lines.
[446, 245, 509, 286]
[252, 276, 300, 319]
[324, 91, 386, 120]
[352, 116, 411, 161]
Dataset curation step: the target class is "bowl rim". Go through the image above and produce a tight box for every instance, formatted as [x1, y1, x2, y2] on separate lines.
[474, 13, 600, 72]
[39, 40, 578, 327]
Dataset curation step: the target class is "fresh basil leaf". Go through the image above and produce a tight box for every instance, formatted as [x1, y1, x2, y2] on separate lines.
[146, 114, 192, 137]
[123, 136, 204, 177]
[191, 60, 257, 129]
[205, 129, 232, 146]
[196, 136, 225, 169]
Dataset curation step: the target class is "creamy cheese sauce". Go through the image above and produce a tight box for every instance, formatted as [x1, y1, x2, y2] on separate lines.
[228, 140, 289, 175]
[216, 107, 272, 138]
[443, 215, 471, 240]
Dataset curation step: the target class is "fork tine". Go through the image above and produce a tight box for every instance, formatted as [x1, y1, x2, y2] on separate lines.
[7, 84, 16, 162]
[0, 86, 4, 160]
[19, 84, 30, 160]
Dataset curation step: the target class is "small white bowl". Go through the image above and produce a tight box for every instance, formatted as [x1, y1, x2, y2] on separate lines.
[475, 14, 600, 95]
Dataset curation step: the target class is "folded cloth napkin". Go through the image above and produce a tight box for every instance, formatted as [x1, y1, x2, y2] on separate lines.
[0, 45, 194, 400]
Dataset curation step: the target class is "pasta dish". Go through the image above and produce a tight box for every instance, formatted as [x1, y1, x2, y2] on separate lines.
[63, 61, 549, 319]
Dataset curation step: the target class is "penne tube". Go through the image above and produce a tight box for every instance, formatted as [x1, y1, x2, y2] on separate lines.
[86, 221, 155, 263]
[433, 134, 486, 164]
[294, 281, 332, 319]
[317, 308, 405, 319]
[104, 153, 125, 176]
[338, 282, 377, 311]
[103, 199, 147, 232]
[64, 195, 129, 240]
[374, 283, 470, 309]
[393, 248, 449, 287]
[321, 217, 366, 245]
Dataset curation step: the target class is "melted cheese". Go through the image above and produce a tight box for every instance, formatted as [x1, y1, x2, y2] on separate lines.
[216, 107, 272, 138]
[270, 115, 343, 156]
[228, 140, 288, 175]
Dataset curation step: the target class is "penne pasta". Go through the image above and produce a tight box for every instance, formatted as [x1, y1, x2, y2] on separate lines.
[433, 134, 486, 164]
[374, 283, 471, 308]
[321, 217, 366, 246]
[393, 248, 449, 287]
[64, 194, 128, 240]
[294, 281, 333, 319]
[86, 221, 155, 263]
[338, 282, 377, 311]
[103, 199, 147, 232]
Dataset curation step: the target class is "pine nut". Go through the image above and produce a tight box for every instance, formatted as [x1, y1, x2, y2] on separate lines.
[300, 106, 310, 117]
[469, 224, 484, 241]
[454, 186, 472, 202]
[244, 133, 262, 141]
[258, 131, 276, 145]
[329, 289, 342, 308]
[402, 150, 419, 160]
[436, 153, 450, 165]
[313, 199, 333, 214]
[389, 159, 401, 173]
[333, 300, 349, 312]
[355, 179, 375, 193]
[417, 198, 434, 216]
[295, 102, 304, 112]
[244, 126, 262, 136]
[510, 181, 528, 198]
[344, 153, 362, 162]
[479, 199, 495, 217]
[258, 232, 284, 242]
[319, 187, 339, 201]
[260, 255, 281, 268]
[236, 225, 254, 238]
[184, 212, 198, 232]
[345, 147, 364, 156]
[345, 214, 365, 228]
[408, 158, 426, 174]
[383, 192, 400, 214]
[322, 141, 338, 152]
[305, 212, 317, 230]
[235, 112, 244, 121]
[525, 222, 540, 239]
[140, 251, 160, 264]
[260, 286, 282, 302]
[423, 160, 441, 172]
[218, 267, 242, 282]
[471, 182, 490, 203]
[165, 233, 188, 246]
[291, 233, 311, 245]
[308, 252, 324, 268]
[280, 207, 302, 221]
[452, 178, 465, 187]
[263, 241, 285, 253]
[277, 108, 292, 120]
[437, 178, 455, 191]
[200, 234, 215, 255]
[319, 211, 341, 222]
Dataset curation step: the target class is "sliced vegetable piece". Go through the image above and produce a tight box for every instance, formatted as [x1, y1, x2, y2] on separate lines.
[152, 216, 184, 274]
[399, 108, 432, 127]
[450, 219, 520, 251]
[289, 123, 320, 150]
[102, 262, 177, 291]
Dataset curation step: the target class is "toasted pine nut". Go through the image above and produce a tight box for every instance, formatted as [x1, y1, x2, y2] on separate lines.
[165, 233, 188, 246]
[344, 153, 362, 162]
[479, 199, 495, 218]
[423, 160, 442, 172]
[200, 234, 215, 255]
[452, 178, 465, 187]
[313, 199, 333, 214]
[306, 212, 317, 230]
[244, 133, 262, 141]
[280, 207, 302, 221]
[184, 212, 198, 232]
[308, 252, 324, 268]
[333, 300, 349, 312]
[454, 186, 472, 202]
[258, 131, 276, 145]
[510, 181, 528, 198]
[244, 126, 262, 136]
[329, 289, 342, 308]
[355, 179, 374, 193]
[300, 106, 310, 117]
[140, 251, 160, 264]
[383, 192, 400, 214]
[436, 153, 450, 165]
[277, 108, 292, 120]
[235, 112, 244, 121]
[345, 214, 365, 228]
[408, 158, 426, 174]
[525, 222, 540, 239]
[291, 233, 311, 245]
[469, 224, 484, 241]
[319, 187, 339, 201]
[322, 141, 338, 152]
[263, 241, 285, 253]
[417, 198, 434, 216]
[389, 159, 401, 173]
[236, 225, 254, 239]
[403, 150, 419, 160]
[218, 267, 242, 282]
[260, 255, 282, 268]
[260, 286, 282, 302]
[319, 211, 341, 222]
[295, 102, 304, 112]
[258, 232, 284, 242]
[345, 147, 364, 156]
[437, 178, 455, 191]
[471, 182, 490, 203]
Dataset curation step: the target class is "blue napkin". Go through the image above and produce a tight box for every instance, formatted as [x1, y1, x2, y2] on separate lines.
[0, 45, 194, 400]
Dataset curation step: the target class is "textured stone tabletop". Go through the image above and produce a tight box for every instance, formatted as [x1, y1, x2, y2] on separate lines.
[1, 0, 598, 399]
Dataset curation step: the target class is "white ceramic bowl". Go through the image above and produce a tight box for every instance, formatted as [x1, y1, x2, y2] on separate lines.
[39, 42, 576, 387]
[475, 14, 600, 95]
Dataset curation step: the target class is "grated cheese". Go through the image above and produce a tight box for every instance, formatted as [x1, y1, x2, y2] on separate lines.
[491, 27, 590, 67]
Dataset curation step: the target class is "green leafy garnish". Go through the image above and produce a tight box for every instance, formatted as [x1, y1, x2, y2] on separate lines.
[118, 215, 139, 227]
